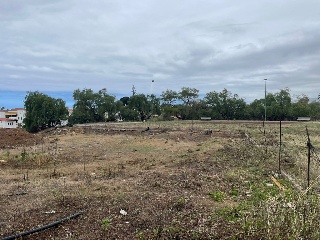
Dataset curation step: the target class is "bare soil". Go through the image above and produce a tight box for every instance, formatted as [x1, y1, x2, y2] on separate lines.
[0, 121, 304, 239]
[0, 128, 43, 149]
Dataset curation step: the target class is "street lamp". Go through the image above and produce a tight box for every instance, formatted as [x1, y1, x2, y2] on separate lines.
[151, 80, 155, 95]
[264, 79, 267, 122]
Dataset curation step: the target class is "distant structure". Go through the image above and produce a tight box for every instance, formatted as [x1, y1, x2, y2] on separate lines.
[297, 117, 311, 121]
[0, 108, 73, 128]
[0, 108, 26, 128]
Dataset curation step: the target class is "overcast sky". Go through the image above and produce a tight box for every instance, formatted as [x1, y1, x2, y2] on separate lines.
[1, 0, 320, 105]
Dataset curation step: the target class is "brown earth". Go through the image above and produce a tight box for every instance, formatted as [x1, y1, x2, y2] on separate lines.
[0, 121, 300, 239]
[0, 128, 43, 149]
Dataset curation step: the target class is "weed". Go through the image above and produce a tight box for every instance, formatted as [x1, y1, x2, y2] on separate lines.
[21, 147, 28, 162]
[215, 206, 242, 222]
[229, 188, 239, 196]
[173, 198, 187, 211]
[209, 191, 226, 202]
[101, 217, 112, 231]
[136, 230, 145, 239]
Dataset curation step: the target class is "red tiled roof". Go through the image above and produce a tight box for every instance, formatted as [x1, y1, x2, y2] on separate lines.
[0, 118, 16, 122]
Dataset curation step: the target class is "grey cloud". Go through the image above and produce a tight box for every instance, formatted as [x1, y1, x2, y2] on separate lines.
[0, 0, 320, 102]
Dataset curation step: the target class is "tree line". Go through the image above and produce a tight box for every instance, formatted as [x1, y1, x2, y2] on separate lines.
[23, 87, 320, 132]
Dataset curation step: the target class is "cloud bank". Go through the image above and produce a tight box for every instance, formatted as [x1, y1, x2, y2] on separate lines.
[1, 0, 320, 102]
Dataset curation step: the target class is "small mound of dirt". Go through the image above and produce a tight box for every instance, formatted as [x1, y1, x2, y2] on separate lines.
[0, 128, 43, 149]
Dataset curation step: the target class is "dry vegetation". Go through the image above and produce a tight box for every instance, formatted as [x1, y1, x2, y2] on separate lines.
[1, 121, 320, 239]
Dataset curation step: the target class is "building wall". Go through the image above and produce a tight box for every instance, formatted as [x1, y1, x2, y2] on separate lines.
[15, 109, 26, 125]
[0, 109, 25, 128]
[0, 111, 5, 118]
[0, 119, 17, 128]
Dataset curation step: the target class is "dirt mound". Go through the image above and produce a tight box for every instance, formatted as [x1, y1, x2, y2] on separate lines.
[0, 128, 43, 149]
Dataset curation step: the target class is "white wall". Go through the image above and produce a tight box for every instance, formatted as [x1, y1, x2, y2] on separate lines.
[0, 120, 17, 128]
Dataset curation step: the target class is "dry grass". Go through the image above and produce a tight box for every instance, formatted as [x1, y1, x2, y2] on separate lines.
[0, 121, 320, 239]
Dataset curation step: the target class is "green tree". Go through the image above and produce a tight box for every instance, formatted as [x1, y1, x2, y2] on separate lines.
[69, 89, 117, 124]
[178, 87, 199, 105]
[274, 88, 292, 120]
[247, 99, 265, 120]
[264, 88, 292, 120]
[204, 89, 246, 120]
[160, 89, 179, 120]
[148, 94, 161, 117]
[69, 89, 99, 124]
[309, 100, 320, 120]
[119, 93, 161, 121]
[24, 91, 68, 133]
[128, 94, 153, 121]
[250, 89, 292, 121]
[96, 89, 117, 121]
[161, 89, 179, 106]
[119, 96, 130, 106]
[292, 94, 311, 119]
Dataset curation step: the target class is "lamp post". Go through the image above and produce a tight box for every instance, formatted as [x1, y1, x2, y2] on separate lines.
[151, 80, 154, 95]
[264, 79, 267, 122]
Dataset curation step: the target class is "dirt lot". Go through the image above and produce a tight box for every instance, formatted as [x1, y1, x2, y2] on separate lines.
[0, 121, 317, 239]
[0, 128, 43, 149]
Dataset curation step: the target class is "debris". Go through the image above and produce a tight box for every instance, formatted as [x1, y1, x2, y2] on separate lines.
[2, 212, 83, 240]
[120, 209, 127, 216]
[44, 210, 56, 214]
[271, 176, 285, 191]
[8, 192, 27, 196]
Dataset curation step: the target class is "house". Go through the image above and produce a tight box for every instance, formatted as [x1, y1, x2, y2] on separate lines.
[0, 108, 26, 128]
[0, 118, 17, 128]
[0, 107, 72, 128]
[11, 108, 26, 125]
[60, 108, 73, 126]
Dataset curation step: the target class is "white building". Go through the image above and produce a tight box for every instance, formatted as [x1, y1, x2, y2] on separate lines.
[0, 118, 18, 128]
[11, 108, 26, 125]
[0, 108, 26, 128]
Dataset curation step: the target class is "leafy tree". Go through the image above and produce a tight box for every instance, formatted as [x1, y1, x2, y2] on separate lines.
[69, 89, 99, 124]
[274, 88, 292, 120]
[249, 89, 292, 121]
[204, 89, 246, 120]
[69, 89, 117, 124]
[292, 94, 311, 119]
[119, 107, 140, 121]
[24, 91, 68, 133]
[248, 99, 265, 120]
[161, 89, 179, 106]
[148, 94, 161, 116]
[178, 87, 199, 105]
[128, 94, 154, 121]
[118, 93, 161, 121]
[263, 88, 292, 120]
[160, 89, 179, 120]
[96, 89, 117, 121]
[119, 96, 130, 106]
[309, 100, 320, 120]
[163, 87, 199, 120]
